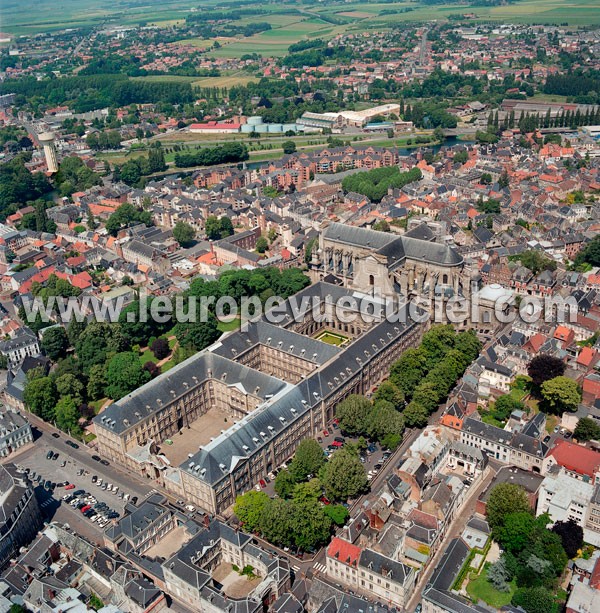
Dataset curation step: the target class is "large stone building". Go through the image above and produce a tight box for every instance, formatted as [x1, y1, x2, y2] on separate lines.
[94, 282, 426, 514]
[311, 222, 471, 304]
[0, 464, 42, 569]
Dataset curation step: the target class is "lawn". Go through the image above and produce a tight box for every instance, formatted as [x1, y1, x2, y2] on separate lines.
[467, 564, 516, 608]
[218, 317, 241, 333]
[314, 331, 349, 346]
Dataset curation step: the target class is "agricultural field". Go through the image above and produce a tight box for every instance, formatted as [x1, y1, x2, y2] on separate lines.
[130, 73, 257, 89]
[4, 0, 600, 40]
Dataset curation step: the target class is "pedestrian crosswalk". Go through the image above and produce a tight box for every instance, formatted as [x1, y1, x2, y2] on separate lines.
[313, 563, 327, 574]
[292, 565, 300, 573]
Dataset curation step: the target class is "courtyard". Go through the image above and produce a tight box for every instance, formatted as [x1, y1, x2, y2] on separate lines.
[213, 562, 262, 598]
[313, 330, 349, 347]
[158, 406, 233, 466]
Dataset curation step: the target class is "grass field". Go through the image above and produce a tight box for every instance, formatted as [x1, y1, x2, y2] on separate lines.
[130, 73, 257, 89]
[4, 0, 600, 38]
[467, 564, 516, 608]
[314, 331, 349, 347]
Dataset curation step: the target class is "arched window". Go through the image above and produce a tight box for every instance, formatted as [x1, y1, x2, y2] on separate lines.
[369, 274, 375, 286]
[442, 274, 449, 285]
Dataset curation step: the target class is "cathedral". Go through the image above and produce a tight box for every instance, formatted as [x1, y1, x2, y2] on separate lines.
[311, 221, 473, 303]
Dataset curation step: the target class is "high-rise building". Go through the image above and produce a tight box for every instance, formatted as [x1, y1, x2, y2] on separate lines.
[38, 132, 58, 173]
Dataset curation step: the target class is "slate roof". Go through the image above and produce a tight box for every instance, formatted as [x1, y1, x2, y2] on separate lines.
[323, 222, 463, 267]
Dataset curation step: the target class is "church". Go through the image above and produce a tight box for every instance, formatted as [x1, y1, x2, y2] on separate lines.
[311, 221, 472, 302]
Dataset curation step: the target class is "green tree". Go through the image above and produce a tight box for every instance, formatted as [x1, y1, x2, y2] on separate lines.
[321, 449, 368, 501]
[403, 402, 429, 428]
[486, 483, 530, 531]
[540, 376, 581, 414]
[366, 400, 404, 442]
[41, 327, 69, 361]
[494, 394, 524, 421]
[105, 352, 151, 400]
[76, 322, 128, 372]
[324, 504, 349, 526]
[289, 497, 332, 550]
[205, 215, 222, 240]
[274, 469, 297, 499]
[527, 354, 565, 391]
[233, 490, 269, 533]
[259, 498, 293, 546]
[86, 364, 107, 401]
[24, 377, 57, 421]
[256, 236, 268, 254]
[336, 395, 372, 436]
[55, 373, 84, 405]
[574, 417, 600, 441]
[551, 519, 583, 559]
[289, 439, 325, 482]
[55, 395, 82, 436]
[373, 380, 405, 409]
[173, 221, 195, 247]
[512, 587, 557, 613]
[497, 512, 536, 554]
[282, 140, 297, 154]
[173, 314, 221, 351]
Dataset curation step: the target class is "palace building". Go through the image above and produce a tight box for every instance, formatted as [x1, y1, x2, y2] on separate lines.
[94, 282, 427, 515]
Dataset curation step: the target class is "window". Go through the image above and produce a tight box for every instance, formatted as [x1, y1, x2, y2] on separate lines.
[369, 275, 375, 286]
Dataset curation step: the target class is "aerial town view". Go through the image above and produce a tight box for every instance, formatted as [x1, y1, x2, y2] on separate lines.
[3, 0, 600, 612]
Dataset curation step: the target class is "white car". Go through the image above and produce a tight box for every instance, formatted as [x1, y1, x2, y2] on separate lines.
[184, 504, 196, 513]
[112, 486, 119, 495]
[106, 484, 113, 492]
[96, 479, 103, 486]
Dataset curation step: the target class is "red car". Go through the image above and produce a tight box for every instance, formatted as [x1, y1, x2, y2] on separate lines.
[323, 429, 329, 436]
[259, 479, 267, 488]
[80, 504, 92, 513]
[319, 496, 331, 505]
[331, 440, 343, 448]
[65, 484, 75, 490]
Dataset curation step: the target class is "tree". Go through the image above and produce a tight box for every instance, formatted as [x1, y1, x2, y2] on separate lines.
[173, 221, 195, 247]
[574, 417, 600, 441]
[289, 498, 332, 550]
[24, 377, 57, 421]
[55, 373, 84, 405]
[289, 439, 325, 482]
[540, 376, 581, 414]
[324, 504, 349, 526]
[274, 469, 297, 499]
[403, 402, 429, 428]
[105, 352, 151, 400]
[282, 140, 296, 154]
[76, 322, 128, 372]
[336, 395, 372, 436]
[150, 337, 170, 360]
[205, 215, 222, 240]
[494, 394, 524, 421]
[551, 519, 583, 558]
[486, 483, 530, 531]
[233, 490, 269, 533]
[512, 586, 556, 613]
[173, 315, 221, 351]
[487, 557, 512, 593]
[366, 400, 404, 442]
[527, 354, 565, 391]
[41, 327, 69, 361]
[259, 498, 293, 546]
[256, 236, 268, 254]
[321, 449, 368, 501]
[497, 512, 536, 554]
[55, 395, 82, 436]
[87, 364, 107, 401]
[372, 220, 390, 233]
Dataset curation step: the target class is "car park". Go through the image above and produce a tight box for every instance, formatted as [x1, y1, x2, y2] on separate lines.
[334, 437, 345, 444]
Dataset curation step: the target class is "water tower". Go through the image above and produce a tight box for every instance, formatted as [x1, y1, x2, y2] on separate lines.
[38, 131, 59, 173]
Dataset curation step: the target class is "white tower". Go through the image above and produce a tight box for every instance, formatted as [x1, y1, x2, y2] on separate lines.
[38, 131, 59, 173]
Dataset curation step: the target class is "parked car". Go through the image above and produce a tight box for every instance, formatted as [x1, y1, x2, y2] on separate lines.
[51, 433, 60, 439]
[334, 437, 345, 444]
[131, 496, 138, 505]
[100, 459, 110, 466]
[52, 452, 59, 461]
[185, 504, 196, 513]
[73, 489, 85, 496]
[65, 484, 75, 490]
[259, 479, 267, 488]
[65, 440, 79, 449]
[331, 441, 343, 448]
[46, 450, 54, 460]
[91, 475, 97, 483]
[80, 505, 92, 513]
[91, 455, 101, 462]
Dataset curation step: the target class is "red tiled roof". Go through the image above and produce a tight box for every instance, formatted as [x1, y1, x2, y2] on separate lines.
[577, 346, 599, 368]
[549, 439, 600, 478]
[327, 537, 361, 567]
